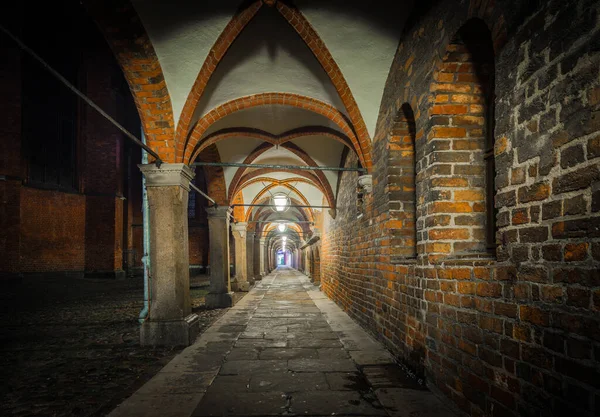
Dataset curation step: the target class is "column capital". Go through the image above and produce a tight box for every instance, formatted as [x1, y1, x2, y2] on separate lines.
[232, 222, 248, 232]
[139, 163, 195, 190]
[259, 237, 267, 245]
[206, 206, 231, 218]
[232, 222, 247, 239]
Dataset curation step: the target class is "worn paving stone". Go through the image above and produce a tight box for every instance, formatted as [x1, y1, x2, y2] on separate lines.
[258, 347, 318, 360]
[362, 365, 426, 389]
[111, 393, 205, 417]
[206, 375, 250, 392]
[193, 391, 288, 416]
[325, 372, 371, 391]
[349, 349, 396, 366]
[288, 358, 358, 373]
[375, 388, 457, 417]
[219, 359, 288, 375]
[104, 267, 458, 417]
[317, 347, 351, 360]
[288, 338, 342, 348]
[135, 371, 215, 395]
[226, 348, 259, 360]
[234, 338, 287, 349]
[249, 371, 329, 392]
[290, 390, 387, 416]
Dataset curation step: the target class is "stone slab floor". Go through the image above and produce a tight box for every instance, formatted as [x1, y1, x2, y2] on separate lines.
[109, 267, 459, 417]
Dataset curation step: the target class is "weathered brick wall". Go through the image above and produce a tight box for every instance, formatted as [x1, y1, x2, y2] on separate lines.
[0, 3, 144, 277]
[82, 31, 128, 276]
[322, 0, 600, 416]
[19, 188, 86, 272]
[189, 226, 209, 268]
[0, 28, 22, 275]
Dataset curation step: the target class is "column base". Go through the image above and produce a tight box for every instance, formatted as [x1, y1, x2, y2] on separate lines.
[205, 291, 236, 308]
[231, 279, 250, 292]
[254, 275, 262, 281]
[140, 314, 199, 346]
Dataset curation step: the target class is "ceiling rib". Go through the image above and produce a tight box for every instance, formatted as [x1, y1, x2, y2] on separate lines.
[192, 161, 365, 173]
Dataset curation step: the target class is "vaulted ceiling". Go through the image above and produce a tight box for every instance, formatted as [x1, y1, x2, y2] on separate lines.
[121, 0, 412, 244]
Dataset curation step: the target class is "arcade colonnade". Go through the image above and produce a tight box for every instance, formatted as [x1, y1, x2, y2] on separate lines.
[138, 161, 323, 345]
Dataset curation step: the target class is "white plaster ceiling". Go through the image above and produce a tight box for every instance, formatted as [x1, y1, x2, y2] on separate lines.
[293, 0, 410, 137]
[252, 148, 306, 166]
[192, 6, 347, 125]
[129, 0, 411, 211]
[214, 137, 264, 190]
[131, 0, 243, 126]
[239, 175, 325, 218]
[204, 105, 343, 137]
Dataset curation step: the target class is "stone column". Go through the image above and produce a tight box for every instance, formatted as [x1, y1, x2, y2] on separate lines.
[246, 232, 255, 284]
[259, 237, 266, 276]
[205, 206, 235, 307]
[138, 163, 199, 346]
[253, 234, 262, 281]
[231, 222, 250, 292]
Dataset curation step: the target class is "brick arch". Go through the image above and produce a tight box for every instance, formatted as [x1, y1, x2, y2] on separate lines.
[83, 0, 176, 162]
[181, 93, 367, 168]
[425, 17, 496, 257]
[189, 126, 354, 163]
[249, 195, 314, 227]
[227, 142, 335, 207]
[389, 103, 417, 261]
[231, 192, 245, 222]
[244, 182, 313, 222]
[175, 1, 263, 142]
[275, 2, 372, 166]
[235, 177, 327, 220]
[195, 144, 227, 206]
[255, 210, 311, 239]
[236, 176, 320, 193]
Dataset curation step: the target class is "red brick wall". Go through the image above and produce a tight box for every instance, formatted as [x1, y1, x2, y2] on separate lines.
[0, 24, 22, 276]
[322, 1, 600, 416]
[19, 187, 86, 272]
[189, 226, 209, 267]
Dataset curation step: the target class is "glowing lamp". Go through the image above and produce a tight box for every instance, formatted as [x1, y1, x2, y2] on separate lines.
[277, 223, 286, 233]
[271, 193, 289, 213]
[282, 236, 287, 242]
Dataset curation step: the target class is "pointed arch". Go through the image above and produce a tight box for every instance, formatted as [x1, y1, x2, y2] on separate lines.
[189, 126, 354, 163]
[181, 93, 366, 168]
[389, 103, 417, 261]
[83, 0, 176, 162]
[244, 182, 313, 222]
[226, 141, 336, 207]
[174, 0, 263, 143]
[275, 2, 372, 167]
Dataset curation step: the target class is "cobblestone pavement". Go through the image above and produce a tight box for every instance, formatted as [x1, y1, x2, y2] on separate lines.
[109, 268, 459, 417]
[0, 274, 226, 417]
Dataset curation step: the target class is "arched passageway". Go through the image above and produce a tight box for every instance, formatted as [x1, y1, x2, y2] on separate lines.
[2, 1, 598, 416]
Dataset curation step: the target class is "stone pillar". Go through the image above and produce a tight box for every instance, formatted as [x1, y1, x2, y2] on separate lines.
[253, 234, 262, 281]
[205, 206, 235, 307]
[246, 232, 255, 284]
[138, 163, 199, 346]
[259, 237, 266, 276]
[231, 222, 250, 292]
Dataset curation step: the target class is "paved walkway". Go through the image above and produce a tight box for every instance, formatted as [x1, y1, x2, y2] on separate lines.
[109, 268, 458, 417]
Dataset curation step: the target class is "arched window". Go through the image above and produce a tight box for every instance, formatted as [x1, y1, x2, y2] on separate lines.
[389, 103, 417, 261]
[427, 18, 496, 256]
